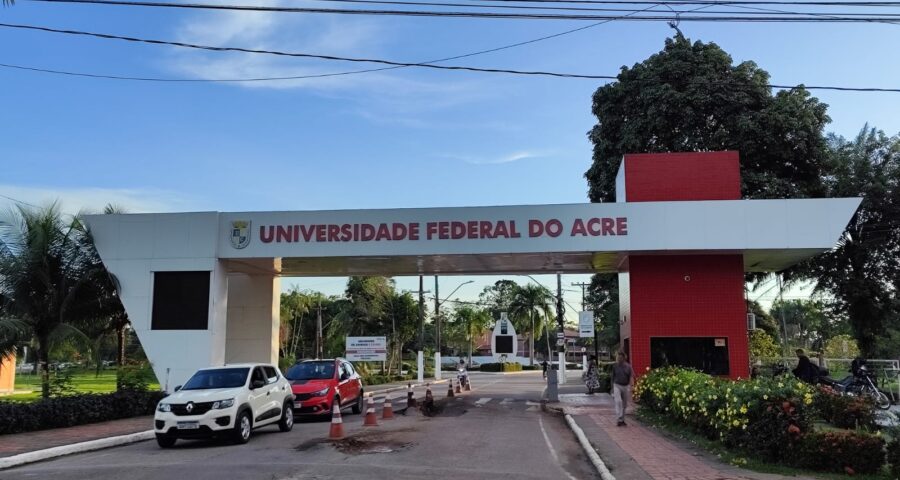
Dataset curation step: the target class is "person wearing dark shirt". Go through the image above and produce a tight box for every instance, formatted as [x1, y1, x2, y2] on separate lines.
[792, 349, 819, 384]
[612, 351, 633, 426]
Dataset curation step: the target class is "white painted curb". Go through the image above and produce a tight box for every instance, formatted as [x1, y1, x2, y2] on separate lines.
[564, 414, 615, 480]
[0, 430, 154, 470]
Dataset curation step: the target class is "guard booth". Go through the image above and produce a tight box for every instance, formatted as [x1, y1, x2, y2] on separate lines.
[84, 151, 859, 388]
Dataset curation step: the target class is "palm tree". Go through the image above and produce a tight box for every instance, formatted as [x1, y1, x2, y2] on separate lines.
[452, 306, 492, 367]
[0, 203, 113, 399]
[508, 284, 554, 366]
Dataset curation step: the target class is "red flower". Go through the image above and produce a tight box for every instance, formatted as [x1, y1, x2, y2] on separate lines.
[844, 466, 855, 475]
[787, 424, 801, 435]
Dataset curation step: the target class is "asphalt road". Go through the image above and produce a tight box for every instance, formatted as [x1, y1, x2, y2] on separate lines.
[0, 371, 597, 480]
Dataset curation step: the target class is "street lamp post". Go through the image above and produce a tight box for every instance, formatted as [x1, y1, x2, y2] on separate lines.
[433, 277, 473, 380]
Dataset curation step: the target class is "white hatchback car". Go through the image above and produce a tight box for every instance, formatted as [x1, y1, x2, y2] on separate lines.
[154, 363, 295, 447]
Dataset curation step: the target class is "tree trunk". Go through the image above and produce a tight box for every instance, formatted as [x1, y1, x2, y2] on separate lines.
[38, 335, 50, 400]
[116, 324, 126, 367]
[530, 310, 535, 366]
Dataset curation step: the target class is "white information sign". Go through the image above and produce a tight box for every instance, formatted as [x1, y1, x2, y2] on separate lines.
[345, 336, 387, 362]
[578, 311, 595, 338]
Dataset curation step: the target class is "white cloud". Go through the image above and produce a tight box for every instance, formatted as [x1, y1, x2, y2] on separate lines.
[0, 185, 201, 215]
[439, 150, 553, 165]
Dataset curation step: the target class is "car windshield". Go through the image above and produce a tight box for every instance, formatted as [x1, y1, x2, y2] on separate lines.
[285, 361, 335, 380]
[182, 367, 250, 390]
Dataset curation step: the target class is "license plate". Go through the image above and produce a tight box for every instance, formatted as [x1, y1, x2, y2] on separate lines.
[177, 421, 200, 430]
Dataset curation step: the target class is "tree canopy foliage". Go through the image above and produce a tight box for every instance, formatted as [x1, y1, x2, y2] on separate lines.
[585, 34, 831, 203]
[584, 35, 899, 358]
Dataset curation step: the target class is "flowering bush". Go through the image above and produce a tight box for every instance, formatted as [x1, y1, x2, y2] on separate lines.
[814, 385, 876, 430]
[790, 430, 885, 475]
[635, 367, 815, 461]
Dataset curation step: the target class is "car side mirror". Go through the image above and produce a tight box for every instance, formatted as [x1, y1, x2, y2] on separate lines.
[252, 379, 266, 389]
[174, 385, 182, 392]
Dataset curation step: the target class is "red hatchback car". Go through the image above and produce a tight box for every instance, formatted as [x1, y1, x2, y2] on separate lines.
[286, 358, 365, 416]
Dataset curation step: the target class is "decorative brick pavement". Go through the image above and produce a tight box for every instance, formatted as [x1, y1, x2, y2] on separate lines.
[0, 416, 152, 458]
[560, 394, 748, 480]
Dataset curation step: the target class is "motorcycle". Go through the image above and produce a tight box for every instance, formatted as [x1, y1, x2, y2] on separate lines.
[457, 365, 468, 389]
[818, 360, 892, 410]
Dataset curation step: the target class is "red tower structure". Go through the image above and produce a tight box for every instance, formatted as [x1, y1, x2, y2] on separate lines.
[617, 151, 750, 379]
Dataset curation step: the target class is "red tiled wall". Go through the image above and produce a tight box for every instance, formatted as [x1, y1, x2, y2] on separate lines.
[623, 151, 741, 202]
[627, 255, 749, 379]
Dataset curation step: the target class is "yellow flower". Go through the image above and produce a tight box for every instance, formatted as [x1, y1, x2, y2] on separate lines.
[778, 382, 784, 388]
[732, 420, 740, 427]
[763, 394, 769, 400]
[740, 405, 748, 414]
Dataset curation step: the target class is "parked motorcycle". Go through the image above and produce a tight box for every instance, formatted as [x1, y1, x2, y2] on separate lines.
[818, 359, 892, 410]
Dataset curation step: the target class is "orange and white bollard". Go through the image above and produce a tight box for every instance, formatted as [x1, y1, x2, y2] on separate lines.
[407, 383, 417, 408]
[447, 379, 455, 398]
[363, 395, 379, 427]
[328, 403, 344, 439]
[382, 395, 394, 420]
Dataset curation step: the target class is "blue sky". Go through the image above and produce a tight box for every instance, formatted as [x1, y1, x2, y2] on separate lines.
[1, 1, 896, 316]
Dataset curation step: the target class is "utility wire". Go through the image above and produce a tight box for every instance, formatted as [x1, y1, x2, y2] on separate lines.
[23, 0, 900, 21]
[3, 33, 900, 91]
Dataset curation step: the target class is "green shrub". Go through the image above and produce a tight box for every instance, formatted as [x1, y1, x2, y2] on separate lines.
[0, 390, 165, 435]
[522, 365, 539, 371]
[814, 385, 876, 429]
[480, 362, 523, 372]
[887, 439, 900, 479]
[116, 364, 154, 392]
[49, 368, 76, 397]
[791, 430, 885, 475]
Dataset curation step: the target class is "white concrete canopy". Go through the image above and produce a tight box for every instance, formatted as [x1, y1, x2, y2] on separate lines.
[84, 198, 860, 389]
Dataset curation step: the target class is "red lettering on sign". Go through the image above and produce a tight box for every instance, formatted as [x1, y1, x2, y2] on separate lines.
[546, 219, 563, 237]
[494, 221, 509, 238]
[341, 224, 353, 242]
[510, 221, 521, 238]
[451, 221, 466, 240]
[467, 221, 478, 239]
[426, 222, 438, 240]
[277, 225, 292, 243]
[327, 224, 340, 242]
[529, 220, 543, 237]
[361, 224, 376, 241]
[409, 223, 420, 240]
[601, 218, 615, 236]
[299, 224, 315, 242]
[260, 226, 274, 243]
[438, 221, 450, 240]
[570, 219, 587, 236]
[616, 217, 628, 235]
[375, 223, 390, 241]
[315, 224, 326, 242]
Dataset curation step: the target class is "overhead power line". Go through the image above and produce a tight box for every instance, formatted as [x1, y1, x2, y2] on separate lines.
[2, 23, 900, 92]
[24, 0, 900, 21]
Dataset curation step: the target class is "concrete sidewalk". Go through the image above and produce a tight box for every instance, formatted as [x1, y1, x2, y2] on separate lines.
[552, 393, 814, 480]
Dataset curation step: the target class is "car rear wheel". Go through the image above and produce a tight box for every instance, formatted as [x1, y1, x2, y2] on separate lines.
[232, 411, 252, 444]
[352, 391, 364, 414]
[279, 401, 294, 432]
[156, 433, 176, 448]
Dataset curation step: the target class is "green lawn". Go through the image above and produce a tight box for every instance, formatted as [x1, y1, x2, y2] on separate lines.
[3, 368, 160, 403]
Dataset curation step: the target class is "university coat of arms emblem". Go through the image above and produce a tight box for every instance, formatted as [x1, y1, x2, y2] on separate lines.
[230, 220, 251, 249]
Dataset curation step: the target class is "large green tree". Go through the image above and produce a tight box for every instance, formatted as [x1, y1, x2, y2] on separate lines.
[796, 127, 900, 357]
[584, 35, 836, 349]
[0, 204, 117, 398]
[585, 34, 831, 203]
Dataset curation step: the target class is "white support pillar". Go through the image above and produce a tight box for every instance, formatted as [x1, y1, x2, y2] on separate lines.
[583, 354, 588, 372]
[417, 351, 424, 383]
[225, 273, 280, 365]
[435, 352, 442, 380]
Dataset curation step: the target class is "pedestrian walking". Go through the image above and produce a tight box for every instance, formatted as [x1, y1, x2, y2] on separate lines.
[541, 359, 549, 379]
[612, 351, 633, 426]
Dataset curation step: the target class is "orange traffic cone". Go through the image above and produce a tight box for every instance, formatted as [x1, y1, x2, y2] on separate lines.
[328, 403, 344, 439]
[464, 376, 472, 391]
[382, 395, 394, 420]
[455, 380, 461, 394]
[447, 379, 455, 398]
[363, 395, 379, 427]
[406, 383, 417, 408]
[425, 383, 433, 402]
